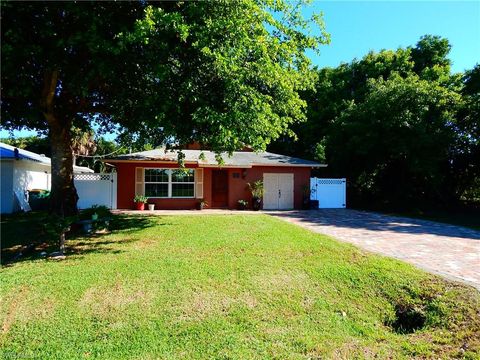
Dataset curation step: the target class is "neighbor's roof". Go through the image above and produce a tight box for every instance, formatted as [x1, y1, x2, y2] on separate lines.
[0, 142, 94, 173]
[105, 148, 326, 168]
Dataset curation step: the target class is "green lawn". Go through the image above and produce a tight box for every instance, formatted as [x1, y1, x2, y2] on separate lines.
[1, 214, 479, 359]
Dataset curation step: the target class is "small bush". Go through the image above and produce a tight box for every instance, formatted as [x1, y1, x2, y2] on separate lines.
[80, 205, 111, 220]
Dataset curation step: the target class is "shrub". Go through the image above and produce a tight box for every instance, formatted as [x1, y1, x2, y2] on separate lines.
[80, 205, 111, 220]
[134, 195, 149, 204]
[247, 180, 264, 198]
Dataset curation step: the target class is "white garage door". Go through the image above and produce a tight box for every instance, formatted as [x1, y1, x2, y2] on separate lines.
[310, 178, 346, 208]
[263, 173, 294, 210]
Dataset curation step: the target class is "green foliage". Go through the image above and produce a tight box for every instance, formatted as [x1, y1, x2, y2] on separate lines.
[269, 46, 419, 160]
[1, 136, 51, 157]
[237, 199, 249, 210]
[410, 35, 451, 76]
[42, 215, 77, 236]
[1, 2, 145, 131]
[248, 180, 264, 198]
[133, 195, 148, 204]
[71, 127, 96, 162]
[112, 1, 329, 152]
[0, 1, 327, 151]
[41, 214, 78, 252]
[270, 35, 479, 210]
[76, 137, 128, 172]
[80, 205, 111, 221]
[1, 1, 327, 214]
[327, 74, 461, 207]
[313, 139, 326, 163]
[453, 64, 480, 202]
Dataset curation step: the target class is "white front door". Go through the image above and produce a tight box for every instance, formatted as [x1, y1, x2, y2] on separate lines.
[263, 173, 294, 210]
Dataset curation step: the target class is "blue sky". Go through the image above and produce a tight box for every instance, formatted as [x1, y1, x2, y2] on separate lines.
[2, 1, 479, 140]
[307, 1, 479, 73]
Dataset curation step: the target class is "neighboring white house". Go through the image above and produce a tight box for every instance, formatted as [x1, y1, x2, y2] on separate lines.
[0, 142, 93, 214]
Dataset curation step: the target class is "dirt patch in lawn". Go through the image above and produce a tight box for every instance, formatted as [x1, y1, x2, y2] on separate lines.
[0, 286, 29, 337]
[0, 286, 56, 338]
[178, 290, 258, 320]
[79, 281, 153, 317]
[254, 270, 311, 292]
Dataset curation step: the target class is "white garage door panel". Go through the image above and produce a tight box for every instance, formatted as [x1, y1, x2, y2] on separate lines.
[263, 174, 279, 210]
[263, 173, 294, 210]
[278, 174, 294, 209]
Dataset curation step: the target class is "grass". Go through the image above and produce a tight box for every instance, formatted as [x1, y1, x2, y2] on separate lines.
[1, 213, 479, 359]
[1, 212, 59, 262]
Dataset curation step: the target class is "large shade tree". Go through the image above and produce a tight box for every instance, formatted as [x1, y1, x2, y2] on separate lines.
[1, 1, 328, 216]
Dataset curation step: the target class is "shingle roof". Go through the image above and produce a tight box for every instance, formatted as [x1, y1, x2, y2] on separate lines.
[0, 142, 94, 173]
[105, 148, 325, 168]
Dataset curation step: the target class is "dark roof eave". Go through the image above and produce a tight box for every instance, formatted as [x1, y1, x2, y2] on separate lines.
[103, 159, 326, 168]
[251, 163, 327, 168]
[102, 159, 198, 164]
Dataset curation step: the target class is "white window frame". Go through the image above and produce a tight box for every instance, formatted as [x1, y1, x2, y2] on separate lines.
[144, 169, 169, 198]
[144, 168, 195, 199]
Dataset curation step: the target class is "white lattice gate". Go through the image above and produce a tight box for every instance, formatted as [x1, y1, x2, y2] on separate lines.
[74, 173, 117, 209]
[310, 178, 346, 209]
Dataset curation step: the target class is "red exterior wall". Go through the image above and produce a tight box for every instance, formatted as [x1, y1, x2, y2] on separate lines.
[114, 162, 311, 210]
[225, 166, 310, 210]
[115, 162, 212, 210]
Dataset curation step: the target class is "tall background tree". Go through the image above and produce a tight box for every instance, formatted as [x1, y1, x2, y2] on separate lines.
[270, 35, 479, 210]
[1, 1, 328, 216]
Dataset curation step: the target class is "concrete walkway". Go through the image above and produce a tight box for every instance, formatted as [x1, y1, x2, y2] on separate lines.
[270, 209, 480, 290]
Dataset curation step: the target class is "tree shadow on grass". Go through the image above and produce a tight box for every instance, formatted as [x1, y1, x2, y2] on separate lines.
[66, 238, 137, 259]
[1, 213, 162, 265]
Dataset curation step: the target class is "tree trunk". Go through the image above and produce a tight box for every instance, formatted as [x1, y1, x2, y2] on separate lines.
[49, 120, 79, 216]
[59, 231, 66, 255]
[40, 70, 79, 216]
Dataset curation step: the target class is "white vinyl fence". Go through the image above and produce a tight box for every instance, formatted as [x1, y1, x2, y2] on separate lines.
[310, 178, 346, 209]
[74, 173, 117, 209]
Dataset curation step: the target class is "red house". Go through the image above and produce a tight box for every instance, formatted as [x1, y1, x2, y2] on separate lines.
[106, 148, 324, 210]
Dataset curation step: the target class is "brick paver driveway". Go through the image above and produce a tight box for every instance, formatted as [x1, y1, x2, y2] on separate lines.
[270, 209, 480, 290]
